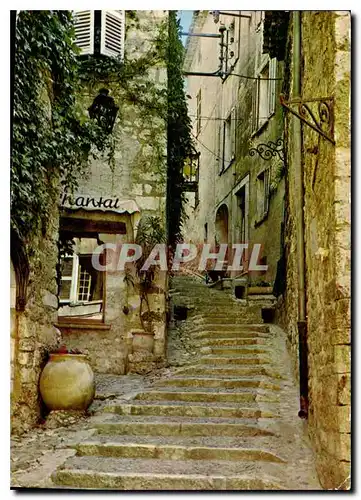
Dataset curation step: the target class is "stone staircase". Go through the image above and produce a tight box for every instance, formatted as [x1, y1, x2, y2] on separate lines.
[51, 276, 320, 490]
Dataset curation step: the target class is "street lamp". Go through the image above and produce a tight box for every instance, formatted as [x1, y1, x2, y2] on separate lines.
[88, 88, 119, 133]
[182, 147, 200, 190]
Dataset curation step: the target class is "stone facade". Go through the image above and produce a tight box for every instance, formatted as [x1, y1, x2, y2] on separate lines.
[11, 10, 168, 434]
[275, 11, 351, 489]
[183, 11, 285, 286]
[57, 11, 168, 375]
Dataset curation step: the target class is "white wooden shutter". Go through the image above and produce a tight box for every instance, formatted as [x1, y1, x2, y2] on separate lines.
[251, 78, 260, 133]
[74, 10, 94, 55]
[268, 58, 277, 115]
[101, 10, 125, 59]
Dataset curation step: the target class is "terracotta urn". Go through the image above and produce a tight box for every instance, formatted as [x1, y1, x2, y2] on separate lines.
[132, 330, 154, 353]
[39, 354, 95, 411]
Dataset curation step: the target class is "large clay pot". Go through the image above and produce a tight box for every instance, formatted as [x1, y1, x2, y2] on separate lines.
[39, 354, 95, 411]
[132, 330, 154, 353]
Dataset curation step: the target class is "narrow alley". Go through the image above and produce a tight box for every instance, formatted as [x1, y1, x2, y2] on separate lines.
[12, 276, 320, 490]
[10, 9, 351, 493]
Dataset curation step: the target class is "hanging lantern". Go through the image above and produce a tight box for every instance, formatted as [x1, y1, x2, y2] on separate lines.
[182, 147, 200, 191]
[88, 88, 119, 133]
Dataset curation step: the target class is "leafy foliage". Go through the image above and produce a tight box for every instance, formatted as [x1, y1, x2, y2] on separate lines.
[11, 11, 112, 246]
[135, 215, 166, 331]
[166, 12, 193, 248]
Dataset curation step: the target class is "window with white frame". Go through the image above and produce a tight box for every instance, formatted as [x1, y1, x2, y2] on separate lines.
[251, 57, 277, 133]
[256, 168, 270, 220]
[74, 10, 125, 59]
[59, 253, 103, 305]
[220, 107, 236, 173]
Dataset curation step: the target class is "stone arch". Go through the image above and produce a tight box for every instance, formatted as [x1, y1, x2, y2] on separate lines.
[215, 204, 229, 245]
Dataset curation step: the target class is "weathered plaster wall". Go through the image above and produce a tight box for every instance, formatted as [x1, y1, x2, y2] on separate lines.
[58, 11, 168, 374]
[275, 11, 351, 489]
[183, 11, 285, 285]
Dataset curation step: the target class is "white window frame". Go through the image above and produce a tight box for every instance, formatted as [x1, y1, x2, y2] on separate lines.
[251, 57, 277, 134]
[220, 107, 236, 174]
[59, 254, 79, 304]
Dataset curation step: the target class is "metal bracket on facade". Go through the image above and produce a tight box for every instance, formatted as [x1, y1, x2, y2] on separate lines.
[280, 94, 335, 145]
[249, 138, 285, 163]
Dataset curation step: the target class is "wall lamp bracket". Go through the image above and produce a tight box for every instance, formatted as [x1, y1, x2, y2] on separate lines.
[280, 94, 335, 145]
[249, 138, 285, 163]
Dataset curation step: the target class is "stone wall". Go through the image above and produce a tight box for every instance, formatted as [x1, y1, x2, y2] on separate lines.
[275, 11, 351, 489]
[11, 200, 61, 434]
[57, 11, 168, 375]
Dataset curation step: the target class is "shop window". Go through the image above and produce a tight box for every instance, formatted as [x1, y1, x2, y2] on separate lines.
[58, 238, 104, 322]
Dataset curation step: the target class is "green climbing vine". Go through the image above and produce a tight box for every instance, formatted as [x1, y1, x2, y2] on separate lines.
[11, 11, 112, 248]
[167, 12, 193, 248]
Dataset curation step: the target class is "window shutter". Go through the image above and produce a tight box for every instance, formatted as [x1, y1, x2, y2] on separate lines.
[74, 10, 94, 55]
[231, 107, 236, 158]
[101, 10, 125, 59]
[251, 77, 260, 133]
[268, 58, 277, 115]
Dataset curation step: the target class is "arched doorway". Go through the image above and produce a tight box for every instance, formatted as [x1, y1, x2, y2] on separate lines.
[215, 204, 229, 246]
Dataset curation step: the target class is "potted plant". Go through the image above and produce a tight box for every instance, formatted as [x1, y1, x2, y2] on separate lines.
[39, 345, 95, 411]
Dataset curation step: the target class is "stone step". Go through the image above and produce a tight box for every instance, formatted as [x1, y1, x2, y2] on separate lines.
[94, 415, 277, 437]
[198, 338, 268, 347]
[155, 376, 281, 391]
[203, 346, 270, 355]
[197, 355, 271, 365]
[102, 401, 278, 419]
[135, 390, 263, 403]
[192, 331, 269, 340]
[190, 324, 269, 333]
[174, 365, 282, 379]
[52, 457, 285, 490]
[74, 436, 286, 463]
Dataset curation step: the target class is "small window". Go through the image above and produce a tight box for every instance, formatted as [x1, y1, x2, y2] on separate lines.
[251, 57, 277, 133]
[256, 169, 270, 221]
[196, 89, 202, 136]
[220, 108, 236, 173]
[58, 239, 105, 322]
[74, 10, 125, 59]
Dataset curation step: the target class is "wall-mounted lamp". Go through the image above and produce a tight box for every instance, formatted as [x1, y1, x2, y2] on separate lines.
[88, 88, 119, 134]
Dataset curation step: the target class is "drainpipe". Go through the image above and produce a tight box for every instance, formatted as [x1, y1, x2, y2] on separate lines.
[293, 12, 308, 419]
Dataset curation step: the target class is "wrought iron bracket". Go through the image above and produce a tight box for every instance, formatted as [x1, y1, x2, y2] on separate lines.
[280, 94, 335, 145]
[249, 138, 285, 163]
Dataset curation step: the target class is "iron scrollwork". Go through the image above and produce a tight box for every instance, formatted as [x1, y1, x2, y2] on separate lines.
[280, 94, 335, 145]
[249, 138, 285, 162]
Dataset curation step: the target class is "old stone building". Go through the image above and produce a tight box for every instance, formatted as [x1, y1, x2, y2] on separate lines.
[272, 11, 351, 490]
[183, 10, 351, 490]
[56, 10, 168, 376]
[11, 10, 168, 434]
[183, 11, 285, 286]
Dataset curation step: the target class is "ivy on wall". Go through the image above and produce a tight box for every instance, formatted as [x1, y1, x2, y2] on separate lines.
[166, 12, 193, 248]
[11, 11, 112, 248]
[11, 10, 192, 257]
